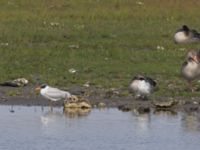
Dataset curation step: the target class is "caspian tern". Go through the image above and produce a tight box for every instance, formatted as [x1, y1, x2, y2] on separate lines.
[35, 84, 72, 103]
[129, 75, 157, 100]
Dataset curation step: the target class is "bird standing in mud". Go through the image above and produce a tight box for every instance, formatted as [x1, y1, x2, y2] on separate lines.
[174, 25, 200, 44]
[129, 75, 157, 100]
[181, 50, 200, 92]
[35, 84, 72, 108]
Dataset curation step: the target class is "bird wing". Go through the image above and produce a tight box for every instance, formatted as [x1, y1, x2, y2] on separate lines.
[181, 61, 188, 68]
[42, 87, 71, 101]
[145, 77, 157, 87]
[194, 34, 200, 39]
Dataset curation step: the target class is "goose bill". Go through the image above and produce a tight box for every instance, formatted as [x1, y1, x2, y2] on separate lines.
[192, 55, 199, 63]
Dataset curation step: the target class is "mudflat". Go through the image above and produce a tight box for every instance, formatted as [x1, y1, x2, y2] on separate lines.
[0, 85, 200, 114]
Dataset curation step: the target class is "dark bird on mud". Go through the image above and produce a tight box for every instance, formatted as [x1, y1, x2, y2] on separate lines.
[181, 50, 200, 92]
[129, 75, 157, 100]
[35, 84, 72, 108]
[0, 78, 28, 87]
[174, 25, 200, 44]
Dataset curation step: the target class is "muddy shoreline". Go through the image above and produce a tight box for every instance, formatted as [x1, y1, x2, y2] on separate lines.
[0, 85, 200, 113]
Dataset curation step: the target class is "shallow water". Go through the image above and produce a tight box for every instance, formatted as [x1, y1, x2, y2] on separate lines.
[0, 106, 200, 150]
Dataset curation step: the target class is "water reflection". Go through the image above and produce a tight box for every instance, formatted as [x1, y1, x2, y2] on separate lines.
[1, 105, 200, 150]
[181, 112, 200, 132]
[41, 108, 91, 125]
[63, 108, 91, 118]
[41, 111, 64, 125]
[153, 109, 178, 116]
[132, 109, 151, 132]
[9, 105, 15, 113]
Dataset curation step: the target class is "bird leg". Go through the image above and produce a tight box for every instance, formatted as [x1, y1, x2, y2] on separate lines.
[135, 94, 148, 101]
[141, 95, 148, 101]
[134, 94, 141, 100]
[49, 101, 53, 112]
[188, 81, 194, 92]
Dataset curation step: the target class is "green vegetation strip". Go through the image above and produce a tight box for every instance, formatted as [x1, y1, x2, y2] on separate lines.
[0, 0, 200, 97]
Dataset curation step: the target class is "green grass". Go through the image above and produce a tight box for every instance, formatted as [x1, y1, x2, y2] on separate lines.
[1, 0, 200, 97]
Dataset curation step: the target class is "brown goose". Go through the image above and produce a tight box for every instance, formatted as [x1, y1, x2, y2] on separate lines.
[181, 50, 200, 92]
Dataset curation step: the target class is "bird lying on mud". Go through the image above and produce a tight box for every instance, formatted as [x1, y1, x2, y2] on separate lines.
[181, 50, 200, 92]
[0, 78, 28, 87]
[174, 25, 200, 44]
[129, 75, 157, 100]
[35, 84, 72, 107]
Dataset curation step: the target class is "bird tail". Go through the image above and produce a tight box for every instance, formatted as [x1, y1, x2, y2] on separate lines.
[192, 29, 200, 39]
